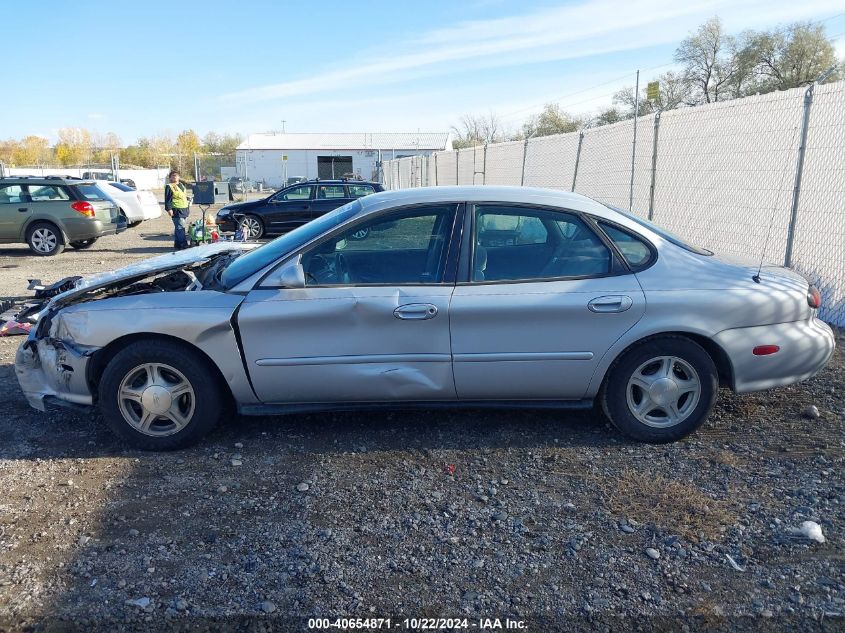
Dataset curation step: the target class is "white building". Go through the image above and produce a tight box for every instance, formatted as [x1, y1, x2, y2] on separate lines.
[235, 132, 452, 188]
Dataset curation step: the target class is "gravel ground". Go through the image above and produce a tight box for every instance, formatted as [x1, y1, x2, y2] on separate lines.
[0, 206, 843, 632]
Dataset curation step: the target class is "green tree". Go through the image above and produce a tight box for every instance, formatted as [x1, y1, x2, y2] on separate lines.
[521, 104, 582, 138]
[746, 22, 840, 91]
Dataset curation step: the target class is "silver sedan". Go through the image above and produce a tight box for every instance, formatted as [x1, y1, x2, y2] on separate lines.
[15, 187, 835, 450]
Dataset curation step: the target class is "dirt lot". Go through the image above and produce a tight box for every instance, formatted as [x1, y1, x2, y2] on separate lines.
[0, 208, 843, 632]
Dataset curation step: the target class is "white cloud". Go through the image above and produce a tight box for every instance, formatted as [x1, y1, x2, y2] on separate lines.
[219, 0, 844, 107]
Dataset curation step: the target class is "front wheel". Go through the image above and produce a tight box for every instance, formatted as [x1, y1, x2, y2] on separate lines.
[601, 336, 718, 443]
[98, 340, 224, 450]
[240, 214, 264, 239]
[70, 237, 99, 249]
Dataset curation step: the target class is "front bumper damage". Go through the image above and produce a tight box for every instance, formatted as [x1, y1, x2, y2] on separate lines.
[15, 314, 98, 411]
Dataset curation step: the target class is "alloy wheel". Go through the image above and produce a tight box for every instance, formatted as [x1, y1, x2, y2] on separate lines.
[117, 363, 196, 437]
[625, 356, 701, 428]
[31, 228, 58, 253]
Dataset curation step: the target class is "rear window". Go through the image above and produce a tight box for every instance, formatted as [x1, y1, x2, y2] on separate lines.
[77, 184, 108, 201]
[107, 182, 134, 192]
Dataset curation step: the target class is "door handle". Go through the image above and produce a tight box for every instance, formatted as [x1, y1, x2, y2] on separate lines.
[588, 295, 633, 313]
[394, 303, 438, 320]
[18, 207, 28, 212]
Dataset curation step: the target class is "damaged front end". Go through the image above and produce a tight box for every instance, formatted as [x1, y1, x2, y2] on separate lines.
[13, 242, 256, 412]
[15, 322, 98, 411]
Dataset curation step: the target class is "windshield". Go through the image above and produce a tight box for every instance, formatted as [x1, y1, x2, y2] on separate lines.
[610, 206, 713, 256]
[220, 199, 363, 288]
[108, 182, 134, 192]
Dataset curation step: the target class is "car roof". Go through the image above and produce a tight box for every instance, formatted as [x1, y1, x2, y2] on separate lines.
[289, 179, 380, 186]
[356, 186, 618, 220]
[0, 176, 96, 186]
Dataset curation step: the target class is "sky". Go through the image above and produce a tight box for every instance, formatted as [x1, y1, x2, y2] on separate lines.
[3, 0, 844, 144]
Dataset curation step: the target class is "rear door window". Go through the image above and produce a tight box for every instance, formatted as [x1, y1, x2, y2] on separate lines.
[317, 185, 346, 199]
[472, 205, 611, 282]
[29, 185, 70, 201]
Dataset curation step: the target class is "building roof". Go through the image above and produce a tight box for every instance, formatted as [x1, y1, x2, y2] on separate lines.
[237, 132, 452, 152]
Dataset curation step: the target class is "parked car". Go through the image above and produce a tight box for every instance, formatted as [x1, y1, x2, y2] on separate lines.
[227, 177, 254, 197]
[82, 170, 137, 189]
[15, 187, 834, 450]
[94, 181, 162, 228]
[0, 176, 126, 255]
[216, 179, 383, 239]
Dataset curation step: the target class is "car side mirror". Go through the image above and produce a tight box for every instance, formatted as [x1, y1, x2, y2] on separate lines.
[264, 255, 306, 289]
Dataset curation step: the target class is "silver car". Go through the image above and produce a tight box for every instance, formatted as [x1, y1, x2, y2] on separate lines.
[14, 187, 835, 450]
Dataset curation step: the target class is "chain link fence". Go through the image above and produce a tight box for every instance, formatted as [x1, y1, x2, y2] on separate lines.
[382, 80, 845, 326]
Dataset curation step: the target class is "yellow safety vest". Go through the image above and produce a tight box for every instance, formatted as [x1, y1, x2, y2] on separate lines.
[169, 183, 189, 209]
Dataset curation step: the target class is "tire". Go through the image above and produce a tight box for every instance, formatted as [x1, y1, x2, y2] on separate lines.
[70, 237, 99, 249]
[26, 222, 65, 256]
[127, 220, 142, 228]
[240, 214, 264, 239]
[98, 339, 225, 450]
[601, 336, 718, 443]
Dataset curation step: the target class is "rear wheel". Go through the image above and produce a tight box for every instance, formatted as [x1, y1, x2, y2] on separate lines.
[99, 339, 224, 450]
[70, 237, 99, 249]
[601, 336, 718, 443]
[26, 222, 64, 256]
[240, 214, 264, 239]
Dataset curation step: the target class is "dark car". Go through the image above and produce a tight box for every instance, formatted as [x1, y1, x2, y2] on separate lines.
[216, 179, 383, 238]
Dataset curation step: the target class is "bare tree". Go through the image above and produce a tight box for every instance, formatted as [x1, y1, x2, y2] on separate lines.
[613, 71, 695, 116]
[674, 16, 741, 104]
[451, 112, 506, 148]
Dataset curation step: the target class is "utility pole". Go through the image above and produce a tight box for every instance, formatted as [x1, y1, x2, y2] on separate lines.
[281, 120, 286, 134]
[629, 69, 640, 212]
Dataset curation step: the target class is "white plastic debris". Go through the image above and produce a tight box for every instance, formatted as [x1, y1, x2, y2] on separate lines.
[725, 554, 745, 572]
[788, 520, 825, 543]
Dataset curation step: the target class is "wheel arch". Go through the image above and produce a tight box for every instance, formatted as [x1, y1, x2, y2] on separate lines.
[87, 332, 235, 406]
[594, 331, 735, 395]
[20, 217, 69, 244]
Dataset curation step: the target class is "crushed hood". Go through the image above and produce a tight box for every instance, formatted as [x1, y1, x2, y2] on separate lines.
[47, 242, 258, 308]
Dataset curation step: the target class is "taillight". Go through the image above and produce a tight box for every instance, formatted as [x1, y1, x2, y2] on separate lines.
[807, 285, 821, 309]
[71, 201, 95, 218]
[753, 345, 780, 356]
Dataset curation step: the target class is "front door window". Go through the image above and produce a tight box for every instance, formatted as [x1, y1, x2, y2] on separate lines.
[301, 205, 456, 286]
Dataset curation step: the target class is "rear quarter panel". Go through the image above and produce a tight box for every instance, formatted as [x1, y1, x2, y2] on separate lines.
[584, 243, 811, 397]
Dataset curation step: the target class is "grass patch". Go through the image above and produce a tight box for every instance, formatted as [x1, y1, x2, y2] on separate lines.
[594, 468, 736, 541]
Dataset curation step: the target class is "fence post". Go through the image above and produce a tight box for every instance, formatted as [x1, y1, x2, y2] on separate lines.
[629, 69, 640, 212]
[455, 149, 459, 185]
[784, 67, 835, 267]
[571, 131, 584, 192]
[482, 143, 487, 185]
[434, 153, 438, 186]
[648, 112, 661, 220]
[520, 138, 529, 186]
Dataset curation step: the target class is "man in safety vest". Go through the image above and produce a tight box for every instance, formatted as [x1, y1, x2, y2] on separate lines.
[164, 170, 191, 249]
